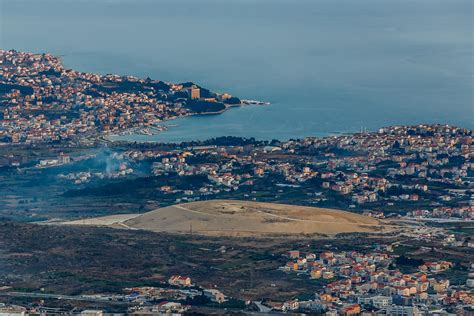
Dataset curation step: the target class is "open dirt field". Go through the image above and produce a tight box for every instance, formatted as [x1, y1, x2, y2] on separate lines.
[62, 200, 392, 236]
[63, 214, 138, 226]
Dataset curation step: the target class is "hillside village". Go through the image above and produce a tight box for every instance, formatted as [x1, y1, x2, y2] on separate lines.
[0, 50, 240, 144]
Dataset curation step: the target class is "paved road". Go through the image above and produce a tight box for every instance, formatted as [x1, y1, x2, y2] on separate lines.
[1, 291, 126, 304]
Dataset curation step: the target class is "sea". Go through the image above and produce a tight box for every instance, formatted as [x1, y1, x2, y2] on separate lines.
[1, 0, 472, 142]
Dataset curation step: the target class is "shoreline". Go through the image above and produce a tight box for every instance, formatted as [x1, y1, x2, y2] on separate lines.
[105, 102, 263, 143]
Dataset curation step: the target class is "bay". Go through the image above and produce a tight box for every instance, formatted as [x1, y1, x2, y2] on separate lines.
[1, 0, 472, 141]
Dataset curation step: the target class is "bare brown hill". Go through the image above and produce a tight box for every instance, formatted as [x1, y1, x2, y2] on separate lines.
[65, 200, 392, 237]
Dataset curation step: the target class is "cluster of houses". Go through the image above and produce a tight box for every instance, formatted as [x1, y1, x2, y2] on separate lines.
[112, 124, 473, 216]
[408, 205, 474, 220]
[283, 125, 472, 209]
[0, 50, 237, 144]
[56, 152, 133, 184]
[76, 275, 227, 314]
[166, 275, 226, 304]
[275, 249, 472, 315]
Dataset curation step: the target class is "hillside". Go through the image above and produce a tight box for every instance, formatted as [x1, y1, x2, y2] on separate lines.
[65, 200, 391, 237]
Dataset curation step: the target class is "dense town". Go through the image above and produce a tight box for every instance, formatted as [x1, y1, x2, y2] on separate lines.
[277, 246, 472, 315]
[136, 124, 473, 216]
[0, 50, 241, 144]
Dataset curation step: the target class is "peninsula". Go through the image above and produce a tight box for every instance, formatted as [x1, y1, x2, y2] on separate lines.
[0, 50, 252, 144]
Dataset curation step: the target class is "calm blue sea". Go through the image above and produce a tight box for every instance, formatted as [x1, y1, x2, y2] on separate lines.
[1, 0, 472, 141]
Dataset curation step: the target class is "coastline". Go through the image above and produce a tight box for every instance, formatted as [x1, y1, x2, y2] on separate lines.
[105, 102, 264, 143]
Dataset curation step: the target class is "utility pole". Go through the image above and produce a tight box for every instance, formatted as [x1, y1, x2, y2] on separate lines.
[250, 267, 254, 289]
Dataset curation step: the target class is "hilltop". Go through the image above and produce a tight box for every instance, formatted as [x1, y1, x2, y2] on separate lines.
[64, 200, 392, 237]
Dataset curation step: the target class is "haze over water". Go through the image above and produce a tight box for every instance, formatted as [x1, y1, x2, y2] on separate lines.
[1, 0, 473, 141]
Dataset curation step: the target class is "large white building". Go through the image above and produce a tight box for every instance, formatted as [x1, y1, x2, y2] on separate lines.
[380, 305, 421, 316]
[358, 295, 393, 308]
